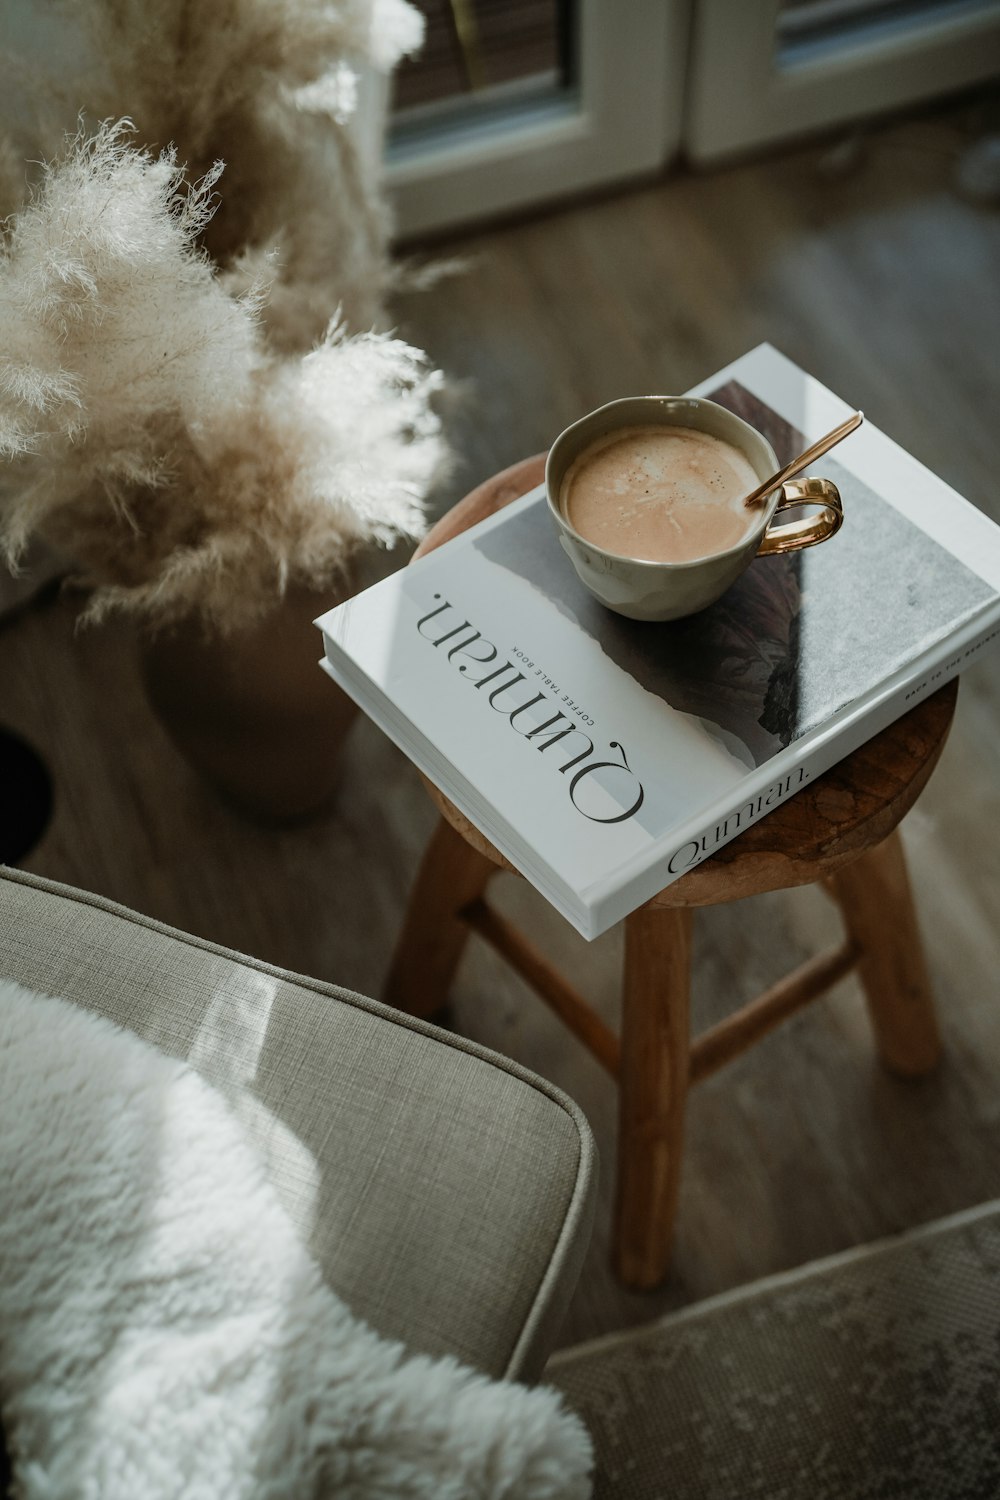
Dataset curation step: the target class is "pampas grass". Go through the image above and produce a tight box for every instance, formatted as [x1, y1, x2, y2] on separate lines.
[0, 0, 425, 351]
[0, 122, 444, 632]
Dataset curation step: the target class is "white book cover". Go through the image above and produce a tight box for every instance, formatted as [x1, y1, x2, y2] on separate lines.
[316, 346, 1000, 938]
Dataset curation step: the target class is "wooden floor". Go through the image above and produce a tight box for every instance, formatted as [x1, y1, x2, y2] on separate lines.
[4, 93, 1000, 1351]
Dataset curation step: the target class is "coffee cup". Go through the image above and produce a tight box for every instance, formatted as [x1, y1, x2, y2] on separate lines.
[545, 396, 843, 621]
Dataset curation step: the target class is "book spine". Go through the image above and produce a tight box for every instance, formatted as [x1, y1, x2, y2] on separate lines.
[593, 608, 1000, 935]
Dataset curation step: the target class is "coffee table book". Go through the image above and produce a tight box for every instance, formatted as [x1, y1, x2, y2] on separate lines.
[315, 345, 1000, 940]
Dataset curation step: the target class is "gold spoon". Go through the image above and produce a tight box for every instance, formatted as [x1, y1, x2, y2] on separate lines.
[743, 410, 864, 508]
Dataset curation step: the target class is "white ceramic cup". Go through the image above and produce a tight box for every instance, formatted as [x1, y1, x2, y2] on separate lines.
[545, 395, 843, 621]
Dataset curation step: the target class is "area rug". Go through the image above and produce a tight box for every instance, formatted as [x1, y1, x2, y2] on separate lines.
[548, 1203, 1000, 1499]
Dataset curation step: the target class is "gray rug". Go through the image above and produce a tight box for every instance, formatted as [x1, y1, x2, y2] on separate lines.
[548, 1203, 1000, 1499]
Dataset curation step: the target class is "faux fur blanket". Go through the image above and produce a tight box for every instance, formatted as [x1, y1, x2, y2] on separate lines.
[0, 978, 592, 1500]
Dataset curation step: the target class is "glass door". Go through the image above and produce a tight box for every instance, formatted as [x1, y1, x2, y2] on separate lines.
[384, 0, 690, 238]
[685, 0, 1000, 163]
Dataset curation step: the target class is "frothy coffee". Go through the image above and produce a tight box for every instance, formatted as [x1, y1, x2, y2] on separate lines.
[560, 424, 759, 564]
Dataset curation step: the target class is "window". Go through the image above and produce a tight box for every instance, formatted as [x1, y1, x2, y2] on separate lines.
[386, 0, 1000, 236]
[677, 0, 1000, 163]
[385, 0, 689, 238]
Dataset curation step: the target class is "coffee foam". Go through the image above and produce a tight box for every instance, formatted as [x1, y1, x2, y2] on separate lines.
[560, 424, 760, 563]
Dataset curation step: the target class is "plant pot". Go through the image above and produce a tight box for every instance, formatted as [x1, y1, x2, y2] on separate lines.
[140, 585, 357, 824]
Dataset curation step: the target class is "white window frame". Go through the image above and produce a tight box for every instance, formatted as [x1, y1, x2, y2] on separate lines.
[685, 0, 1000, 165]
[384, 0, 691, 240]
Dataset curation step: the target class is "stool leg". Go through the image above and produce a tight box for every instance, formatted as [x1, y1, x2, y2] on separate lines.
[613, 904, 692, 1290]
[383, 816, 496, 1019]
[826, 829, 942, 1077]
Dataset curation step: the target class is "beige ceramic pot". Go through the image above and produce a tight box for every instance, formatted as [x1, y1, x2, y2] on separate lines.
[140, 584, 357, 824]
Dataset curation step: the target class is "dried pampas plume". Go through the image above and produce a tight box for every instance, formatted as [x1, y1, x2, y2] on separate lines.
[0, 123, 445, 632]
[0, 0, 427, 352]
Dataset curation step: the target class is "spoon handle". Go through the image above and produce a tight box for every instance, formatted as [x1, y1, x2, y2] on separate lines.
[744, 410, 864, 508]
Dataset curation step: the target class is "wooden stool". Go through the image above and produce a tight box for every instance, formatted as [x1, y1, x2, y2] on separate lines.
[385, 456, 956, 1290]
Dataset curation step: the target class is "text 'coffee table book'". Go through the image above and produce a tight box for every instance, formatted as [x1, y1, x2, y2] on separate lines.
[315, 346, 1000, 939]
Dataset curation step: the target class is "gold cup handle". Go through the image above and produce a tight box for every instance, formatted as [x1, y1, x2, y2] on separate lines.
[756, 476, 843, 557]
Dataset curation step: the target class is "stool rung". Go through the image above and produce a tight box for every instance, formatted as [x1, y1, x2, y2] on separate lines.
[689, 938, 861, 1085]
[460, 898, 621, 1077]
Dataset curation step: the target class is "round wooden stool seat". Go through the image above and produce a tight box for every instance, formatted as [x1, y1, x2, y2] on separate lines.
[391, 454, 957, 1289]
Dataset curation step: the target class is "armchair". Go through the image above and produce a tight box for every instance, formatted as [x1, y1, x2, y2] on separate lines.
[0, 865, 597, 1495]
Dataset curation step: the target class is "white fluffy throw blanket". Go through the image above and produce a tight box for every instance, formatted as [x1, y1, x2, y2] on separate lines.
[0, 979, 592, 1500]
